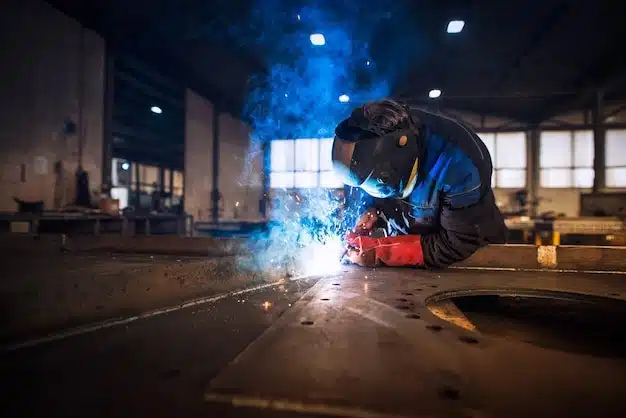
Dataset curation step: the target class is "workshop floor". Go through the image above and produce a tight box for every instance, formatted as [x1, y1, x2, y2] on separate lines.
[1, 266, 625, 418]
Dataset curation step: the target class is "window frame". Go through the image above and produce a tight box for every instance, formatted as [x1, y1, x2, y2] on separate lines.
[605, 129, 626, 188]
[539, 130, 594, 189]
[478, 132, 527, 189]
[269, 138, 343, 189]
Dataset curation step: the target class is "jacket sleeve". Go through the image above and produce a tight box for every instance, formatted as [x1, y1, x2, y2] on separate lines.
[420, 186, 504, 268]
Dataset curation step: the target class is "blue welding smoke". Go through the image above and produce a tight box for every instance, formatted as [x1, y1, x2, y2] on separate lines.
[232, 0, 416, 276]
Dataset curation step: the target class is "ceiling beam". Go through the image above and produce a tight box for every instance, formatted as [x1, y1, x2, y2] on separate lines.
[112, 123, 184, 149]
[529, 45, 626, 122]
[115, 71, 184, 108]
[401, 98, 533, 125]
[115, 54, 184, 96]
[533, 70, 626, 123]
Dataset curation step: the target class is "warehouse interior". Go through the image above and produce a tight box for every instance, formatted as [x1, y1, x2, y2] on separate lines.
[2, 0, 625, 225]
[1, 1, 626, 417]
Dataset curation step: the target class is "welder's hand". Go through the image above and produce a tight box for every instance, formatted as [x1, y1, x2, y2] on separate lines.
[346, 246, 377, 267]
[345, 233, 425, 268]
[353, 208, 378, 233]
[345, 233, 378, 267]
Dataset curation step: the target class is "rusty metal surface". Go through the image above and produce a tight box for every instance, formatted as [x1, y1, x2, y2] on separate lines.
[205, 267, 626, 418]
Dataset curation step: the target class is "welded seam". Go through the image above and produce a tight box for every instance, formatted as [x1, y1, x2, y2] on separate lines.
[0, 279, 301, 354]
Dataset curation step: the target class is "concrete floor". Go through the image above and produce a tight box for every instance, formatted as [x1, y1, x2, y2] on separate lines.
[1, 266, 626, 418]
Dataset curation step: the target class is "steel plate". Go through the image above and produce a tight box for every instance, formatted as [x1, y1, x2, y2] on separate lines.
[205, 267, 626, 418]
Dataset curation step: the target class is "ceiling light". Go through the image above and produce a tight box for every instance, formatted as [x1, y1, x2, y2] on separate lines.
[151, 106, 162, 114]
[447, 20, 465, 33]
[338, 94, 350, 103]
[310, 33, 326, 46]
[428, 89, 442, 99]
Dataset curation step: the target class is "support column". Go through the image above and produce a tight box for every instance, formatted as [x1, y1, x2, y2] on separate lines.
[527, 127, 540, 217]
[259, 140, 271, 219]
[101, 46, 115, 195]
[592, 90, 606, 192]
[134, 163, 140, 209]
[211, 106, 220, 223]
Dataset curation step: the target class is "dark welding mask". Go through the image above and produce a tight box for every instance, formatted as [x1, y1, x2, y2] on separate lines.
[331, 107, 422, 199]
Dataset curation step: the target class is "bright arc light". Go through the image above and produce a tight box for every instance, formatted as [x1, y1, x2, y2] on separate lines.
[310, 33, 326, 46]
[428, 89, 442, 99]
[447, 20, 465, 34]
[338, 94, 350, 103]
[150, 106, 162, 114]
[302, 236, 343, 276]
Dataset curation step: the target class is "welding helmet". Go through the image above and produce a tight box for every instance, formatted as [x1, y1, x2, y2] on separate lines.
[331, 105, 423, 199]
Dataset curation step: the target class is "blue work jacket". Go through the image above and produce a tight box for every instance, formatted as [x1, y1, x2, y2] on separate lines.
[346, 107, 508, 268]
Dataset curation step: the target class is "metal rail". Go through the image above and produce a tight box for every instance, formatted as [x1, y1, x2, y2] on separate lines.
[0, 212, 193, 236]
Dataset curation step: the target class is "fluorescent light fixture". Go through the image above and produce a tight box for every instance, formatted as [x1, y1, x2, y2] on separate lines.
[428, 89, 442, 99]
[338, 94, 350, 103]
[447, 20, 465, 33]
[310, 33, 326, 46]
[151, 106, 162, 114]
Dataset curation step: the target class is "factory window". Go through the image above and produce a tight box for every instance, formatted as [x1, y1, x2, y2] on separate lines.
[137, 164, 160, 192]
[606, 129, 626, 187]
[270, 139, 343, 189]
[478, 132, 527, 188]
[163, 168, 172, 193]
[540, 130, 594, 188]
[172, 171, 184, 196]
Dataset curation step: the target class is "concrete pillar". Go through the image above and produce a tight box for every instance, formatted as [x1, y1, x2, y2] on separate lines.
[0, 0, 105, 211]
[184, 89, 214, 222]
[527, 128, 541, 217]
[101, 47, 115, 196]
[260, 140, 271, 218]
[592, 90, 606, 192]
[211, 106, 221, 223]
[217, 113, 264, 221]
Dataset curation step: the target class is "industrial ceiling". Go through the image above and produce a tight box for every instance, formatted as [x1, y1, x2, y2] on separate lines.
[46, 0, 626, 124]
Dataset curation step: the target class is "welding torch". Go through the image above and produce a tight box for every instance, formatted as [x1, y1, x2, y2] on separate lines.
[339, 210, 388, 262]
[339, 228, 387, 261]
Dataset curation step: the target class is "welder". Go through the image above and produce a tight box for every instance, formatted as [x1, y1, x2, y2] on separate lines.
[332, 99, 508, 269]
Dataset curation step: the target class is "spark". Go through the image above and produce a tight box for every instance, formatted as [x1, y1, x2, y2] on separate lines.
[245, 188, 348, 278]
